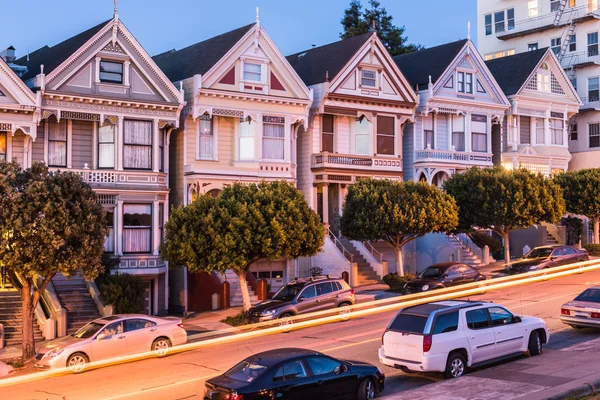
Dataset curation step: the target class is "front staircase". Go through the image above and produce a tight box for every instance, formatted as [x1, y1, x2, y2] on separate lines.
[223, 270, 260, 308]
[338, 238, 381, 286]
[546, 231, 559, 246]
[52, 273, 100, 334]
[0, 291, 44, 347]
[447, 235, 492, 267]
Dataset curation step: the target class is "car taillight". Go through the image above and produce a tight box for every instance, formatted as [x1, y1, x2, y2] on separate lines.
[591, 312, 600, 319]
[423, 335, 432, 353]
[350, 289, 355, 295]
[226, 393, 243, 400]
[561, 309, 571, 316]
[177, 323, 184, 329]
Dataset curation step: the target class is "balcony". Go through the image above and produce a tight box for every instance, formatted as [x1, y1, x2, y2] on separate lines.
[579, 96, 600, 112]
[51, 168, 168, 188]
[311, 152, 403, 173]
[560, 50, 600, 69]
[496, 5, 600, 40]
[415, 149, 493, 166]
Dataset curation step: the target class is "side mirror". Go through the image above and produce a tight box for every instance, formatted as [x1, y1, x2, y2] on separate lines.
[513, 316, 522, 323]
[96, 333, 106, 342]
[442, 274, 449, 280]
[297, 296, 306, 303]
[334, 364, 348, 375]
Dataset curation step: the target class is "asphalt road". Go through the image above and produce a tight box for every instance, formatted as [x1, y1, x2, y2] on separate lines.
[2, 269, 600, 400]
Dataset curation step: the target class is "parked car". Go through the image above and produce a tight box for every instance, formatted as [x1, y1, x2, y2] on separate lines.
[35, 314, 187, 372]
[561, 287, 600, 329]
[204, 348, 385, 400]
[379, 300, 549, 379]
[506, 245, 589, 274]
[403, 262, 486, 294]
[248, 276, 355, 323]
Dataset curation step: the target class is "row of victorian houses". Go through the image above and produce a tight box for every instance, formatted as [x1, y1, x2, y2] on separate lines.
[0, 5, 582, 320]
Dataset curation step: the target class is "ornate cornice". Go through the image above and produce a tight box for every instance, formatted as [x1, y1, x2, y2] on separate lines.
[43, 100, 179, 118]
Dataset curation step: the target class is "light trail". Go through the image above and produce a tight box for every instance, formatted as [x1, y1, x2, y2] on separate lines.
[2, 259, 600, 388]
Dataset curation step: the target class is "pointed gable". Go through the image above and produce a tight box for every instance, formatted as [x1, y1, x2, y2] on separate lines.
[0, 57, 36, 106]
[485, 49, 548, 96]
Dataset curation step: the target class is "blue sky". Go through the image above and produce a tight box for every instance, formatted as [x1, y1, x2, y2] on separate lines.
[0, 0, 477, 59]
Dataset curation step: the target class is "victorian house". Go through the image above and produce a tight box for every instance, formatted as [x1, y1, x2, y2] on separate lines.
[286, 32, 418, 282]
[153, 16, 312, 312]
[11, 6, 184, 321]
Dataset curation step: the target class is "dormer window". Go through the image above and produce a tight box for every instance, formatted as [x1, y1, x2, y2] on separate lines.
[243, 62, 262, 82]
[457, 72, 473, 94]
[99, 61, 124, 84]
[361, 69, 377, 87]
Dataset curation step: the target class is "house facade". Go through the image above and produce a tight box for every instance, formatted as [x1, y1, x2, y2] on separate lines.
[12, 8, 184, 315]
[286, 32, 418, 280]
[154, 17, 312, 312]
[477, 0, 598, 170]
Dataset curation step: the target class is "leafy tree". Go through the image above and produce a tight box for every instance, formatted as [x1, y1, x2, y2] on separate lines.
[0, 161, 107, 360]
[340, 0, 423, 56]
[554, 169, 600, 244]
[98, 273, 146, 314]
[444, 167, 565, 264]
[340, 179, 458, 276]
[163, 181, 324, 311]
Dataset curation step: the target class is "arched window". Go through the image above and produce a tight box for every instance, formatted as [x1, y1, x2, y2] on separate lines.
[537, 63, 550, 93]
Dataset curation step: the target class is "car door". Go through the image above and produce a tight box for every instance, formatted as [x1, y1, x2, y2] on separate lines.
[124, 318, 156, 355]
[272, 359, 315, 400]
[314, 282, 337, 311]
[464, 309, 496, 364]
[304, 356, 354, 400]
[462, 266, 481, 283]
[89, 321, 128, 361]
[563, 247, 579, 264]
[442, 266, 462, 286]
[488, 306, 526, 356]
[296, 285, 318, 314]
[550, 248, 565, 267]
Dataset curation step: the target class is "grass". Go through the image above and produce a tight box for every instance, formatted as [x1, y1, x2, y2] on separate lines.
[221, 311, 250, 327]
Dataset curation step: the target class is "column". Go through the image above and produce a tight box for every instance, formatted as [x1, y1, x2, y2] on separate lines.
[92, 121, 98, 169]
[339, 185, 347, 214]
[152, 200, 160, 256]
[465, 112, 472, 152]
[116, 200, 123, 256]
[164, 129, 171, 175]
[6, 132, 12, 162]
[153, 120, 160, 172]
[312, 185, 319, 212]
[112, 207, 118, 255]
[67, 120, 73, 168]
[117, 116, 124, 171]
[544, 117, 551, 146]
[487, 115, 492, 154]
[322, 183, 329, 229]
[123, 61, 131, 86]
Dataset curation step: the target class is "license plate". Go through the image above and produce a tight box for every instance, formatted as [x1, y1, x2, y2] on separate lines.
[574, 312, 589, 318]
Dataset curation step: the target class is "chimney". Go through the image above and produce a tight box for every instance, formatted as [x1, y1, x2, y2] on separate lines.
[5, 46, 16, 63]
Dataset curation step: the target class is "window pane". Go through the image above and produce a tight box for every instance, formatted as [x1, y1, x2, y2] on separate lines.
[48, 120, 67, 141]
[300, 285, 317, 299]
[99, 143, 115, 168]
[124, 121, 152, 145]
[452, 132, 465, 151]
[472, 133, 487, 152]
[100, 61, 123, 84]
[494, 11, 505, 33]
[322, 133, 334, 152]
[322, 114, 334, 133]
[124, 145, 151, 169]
[590, 123, 600, 148]
[123, 204, 151, 253]
[124, 205, 152, 226]
[377, 135, 394, 155]
[432, 312, 459, 334]
[355, 118, 371, 155]
[424, 130, 434, 149]
[244, 63, 262, 82]
[361, 70, 377, 87]
[240, 121, 255, 159]
[466, 309, 490, 330]
[199, 119, 213, 159]
[48, 142, 67, 166]
[306, 357, 340, 376]
[376, 116, 394, 155]
[263, 139, 284, 159]
[488, 307, 514, 326]
[0, 132, 6, 159]
[389, 314, 427, 334]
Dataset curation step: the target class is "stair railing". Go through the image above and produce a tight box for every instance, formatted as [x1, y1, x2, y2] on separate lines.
[328, 228, 354, 263]
[363, 241, 384, 263]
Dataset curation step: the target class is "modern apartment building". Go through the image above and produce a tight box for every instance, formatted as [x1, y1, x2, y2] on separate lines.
[478, 0, 597, 170]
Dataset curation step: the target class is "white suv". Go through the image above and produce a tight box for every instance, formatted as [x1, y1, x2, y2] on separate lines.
[378, 300, 550, 379]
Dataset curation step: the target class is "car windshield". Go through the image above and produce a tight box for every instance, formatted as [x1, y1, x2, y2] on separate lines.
[224, 360, 268, 382]
[575, 288, 600, 303]
[524, 248, 553, 259]
[71, 321, 105, 339]
[272, 284, 302, 301]
[418, 267, 445, 279]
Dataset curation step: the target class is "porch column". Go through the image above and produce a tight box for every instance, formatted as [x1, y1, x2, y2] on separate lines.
[322, 183, 329, 230]
[544, 116, 551, 145]
[116, 200, 123, 256]
[112, 206, 118, 255]
[465, 112, 472, 152]
[92, 121, 98, 169]
[6, 131, 12, 162]
[153, 120, 160, 173]
[312, 185, 319, 212]
[339, 185, 347, 213]
[117, 116, 124, 171]
[487, 115, 493, 154]
[152, 200, 160, 256]
[67, 120, 73, 169]
[164, 129, 171, 175]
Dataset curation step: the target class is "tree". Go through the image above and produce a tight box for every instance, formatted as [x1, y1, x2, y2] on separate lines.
[554, 169, 600, 244]
[340, 179, 458, 276]
[163, 181, 324, 311]
[444, 167, 565, 264]
[0, 161, 108, 360]
[340, 0, 423, 56]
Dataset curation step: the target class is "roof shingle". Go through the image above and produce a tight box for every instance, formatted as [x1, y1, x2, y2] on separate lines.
[485, 48, 548, 96]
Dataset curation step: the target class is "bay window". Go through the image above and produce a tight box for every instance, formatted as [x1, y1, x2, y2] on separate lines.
[376, 116, 395, 155]
[263, 116, 285, 160]
[590, 123, 600, 148]
[239, 120, 255, 160]
[452, 115, 465, 151]
[48, 119, 67, 167]
[98, 123, 115, 169]
[355, 117, 371, 155]
[0, 132, 6, 161]
[198, 116, 213, 159]
[124, 120, 152, 170]
[550, 118, 564, 145]
[471, 115, 487, 152]
[123, 204, 152, 254]
[321, 114, 334, 152]
[243, 62, 262, 82]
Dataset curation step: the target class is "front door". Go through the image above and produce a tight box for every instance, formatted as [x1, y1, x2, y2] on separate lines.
[296, 285, 319, 313]
[488, 307, 526, 356]
[314, 282, 337, 311]
[465, 309, 496, 364]
[90, 321, 128, 361]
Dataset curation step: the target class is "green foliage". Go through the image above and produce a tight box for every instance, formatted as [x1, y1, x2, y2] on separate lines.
[98, 273, 146, 314]
[221, 311, 250, 327]
[309, 266, 323, 277]
[340, 0, 423, 56]
[382, 273, 416, 292]
[468, 231, 502, 253]
[562, 217, 583, 246]
[584, 244, 600, 256]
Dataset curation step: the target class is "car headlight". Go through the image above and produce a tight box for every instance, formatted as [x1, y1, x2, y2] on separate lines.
[47, 349, 64, 358]
[261, 309, 277, 316]
[421, 284, 430, 291]
[528, 265, 539, 271]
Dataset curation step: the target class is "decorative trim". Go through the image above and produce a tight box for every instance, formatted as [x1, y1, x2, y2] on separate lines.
[43, 100, 178, 118]
[0, 123, 11, 131]
[158, 120, 177, 129]
[551, 111, 564, 119]
[61, 111, 100, 121]
[42, 110, 57, 120]
[101, 42, 126, 54]
[212, 108, 244, 118]
[105, 115, 119, 125]
[263, 116, 285, 124]
[323, 106, 359, 116]
[471, 114, 487, 122]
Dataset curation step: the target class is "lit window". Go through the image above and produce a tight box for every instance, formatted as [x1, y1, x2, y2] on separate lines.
[243, 62, 262, 82]
[361, 70, 377, 87]
[528, 0, 538, 17]
[528, 43, 539, 51]
[0, 131, 6, 161]
[484, 54, 493, 61]
[98, 123, 115, 169]
[99, 61, 123, 84]
[537, 63, 551, 93]
[507, 49, 516, 56]
[494, 51, 506, 59]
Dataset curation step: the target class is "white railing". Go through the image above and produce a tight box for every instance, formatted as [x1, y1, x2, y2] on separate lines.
[328, 228, 354, 263]
[415, 149, 493, 165]
[363, 241, 384, 263]
[312, 152, 402, 172]
[560, 50, 600, 69]
[51, 167, 168, 187]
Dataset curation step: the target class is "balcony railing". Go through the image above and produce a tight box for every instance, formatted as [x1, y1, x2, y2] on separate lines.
[560, 50, 600, 69]
[258, 161, 296, 178]
[50, 167, 168, 187]
[312, 152, 402, 172]
[496, 4, 600, 40]
[415, 149, 493, 165]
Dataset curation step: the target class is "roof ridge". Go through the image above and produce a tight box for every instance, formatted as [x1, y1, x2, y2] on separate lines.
[159, 23, 255, 57]
[287, 31, 372, 59]
[393, 38, 467, 61]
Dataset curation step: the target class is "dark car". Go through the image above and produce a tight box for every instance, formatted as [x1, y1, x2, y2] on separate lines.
[403, 262, 486, 294]
[204, 348, 384, 400]
[248, 276, 355, 323]
[506, 245, 589, 274]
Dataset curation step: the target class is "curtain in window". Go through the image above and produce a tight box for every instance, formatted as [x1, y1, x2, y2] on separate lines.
[198, 119, 213, 159]
[48, 120, 67, 167]
[239, 120, 255, 160]
[472, 133, 487, 152]
[423, 114, 434, 149]
[321, 114, 334, 152]
[0, 132, 6, 161]
[263, 122, 285, 160]
[355, 118, 371, 155]
[550, 119, 564, 145]
[536, 119, 546, 143]
[123, 204, 152, 253]
[452, 132, 465, 151]
[124, 120, 152, 169]
[98, 124, 115, 168]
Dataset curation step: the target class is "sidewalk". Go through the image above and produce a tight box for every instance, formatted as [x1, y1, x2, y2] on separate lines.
[0, 339, 49, 361]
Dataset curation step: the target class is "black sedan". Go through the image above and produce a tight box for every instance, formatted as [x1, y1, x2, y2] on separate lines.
[506, 245, 589, 274]
[203, 348, 385, 400]
[403, 262, 486, 293]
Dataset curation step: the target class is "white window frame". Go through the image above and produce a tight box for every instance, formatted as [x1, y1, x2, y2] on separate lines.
[484, 14, 492, 36]
[262, 116, 286, 161]
[360, 69, 377, 88]
[238, 119, 256, 160]
[589, 76, 600, 102]
[588, 32, 599, 57]
[197, 116, 217, 160]
[551, 37, 562, 55]
[354, 117, 372, 156]
[242, 60, 264, 83]
[589, 123, 600, 148]
[457, 72, 473, 94]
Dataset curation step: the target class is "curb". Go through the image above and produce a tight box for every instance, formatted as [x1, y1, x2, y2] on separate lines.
[546, 379, 600, 400]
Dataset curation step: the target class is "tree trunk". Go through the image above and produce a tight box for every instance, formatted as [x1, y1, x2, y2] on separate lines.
[237, 270, 252, 312]
[20, 280, 36, 361]
[594, 218, 599, 245]
[395, 247, 405, 276]
[503, 232, 511, 265]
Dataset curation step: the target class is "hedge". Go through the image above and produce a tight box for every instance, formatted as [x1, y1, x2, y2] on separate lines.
[383, 273, 416, 292]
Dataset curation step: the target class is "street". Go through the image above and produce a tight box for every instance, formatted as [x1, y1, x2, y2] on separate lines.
[2, 269, 600, 400]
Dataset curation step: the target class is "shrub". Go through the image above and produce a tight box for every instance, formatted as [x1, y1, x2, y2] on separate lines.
[98, 273, 146, 314]
[584, 244, 600, 256]
[562, 217, 583, 246]
[383, 273, 416, 292]
[468, 231, 502, 253]
[221, 311, 250, 327]
[309, 266, 323, 277]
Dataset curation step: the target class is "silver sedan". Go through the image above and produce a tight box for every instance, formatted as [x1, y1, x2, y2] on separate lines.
[35, 314, 187, 372]
[561, 287, 600, 329]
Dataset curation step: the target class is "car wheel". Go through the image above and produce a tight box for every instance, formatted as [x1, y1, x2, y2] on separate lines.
[67, 352, 88, 373]
[152, 337, 171, 356]
[278, 313, 294, 332]
[338, 302, 352, 321]
[570, 325, 583, 329]
[357, 378, 376, 400]
[528, 331, 542, 356]
[444, 352, 466, 379]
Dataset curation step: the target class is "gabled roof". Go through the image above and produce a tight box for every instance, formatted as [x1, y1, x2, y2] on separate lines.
[153, 24, 255, 82]
[14, 20, 112, 82]
[485, 48, 548, 96]
[286, 33, 372, 86]
[393, 39, 467, 89]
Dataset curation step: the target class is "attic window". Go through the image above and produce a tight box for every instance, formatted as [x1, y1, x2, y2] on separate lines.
[99, 61, 123, 84]
[243, 62, 262, 82]
[361, 70, 377, 87]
